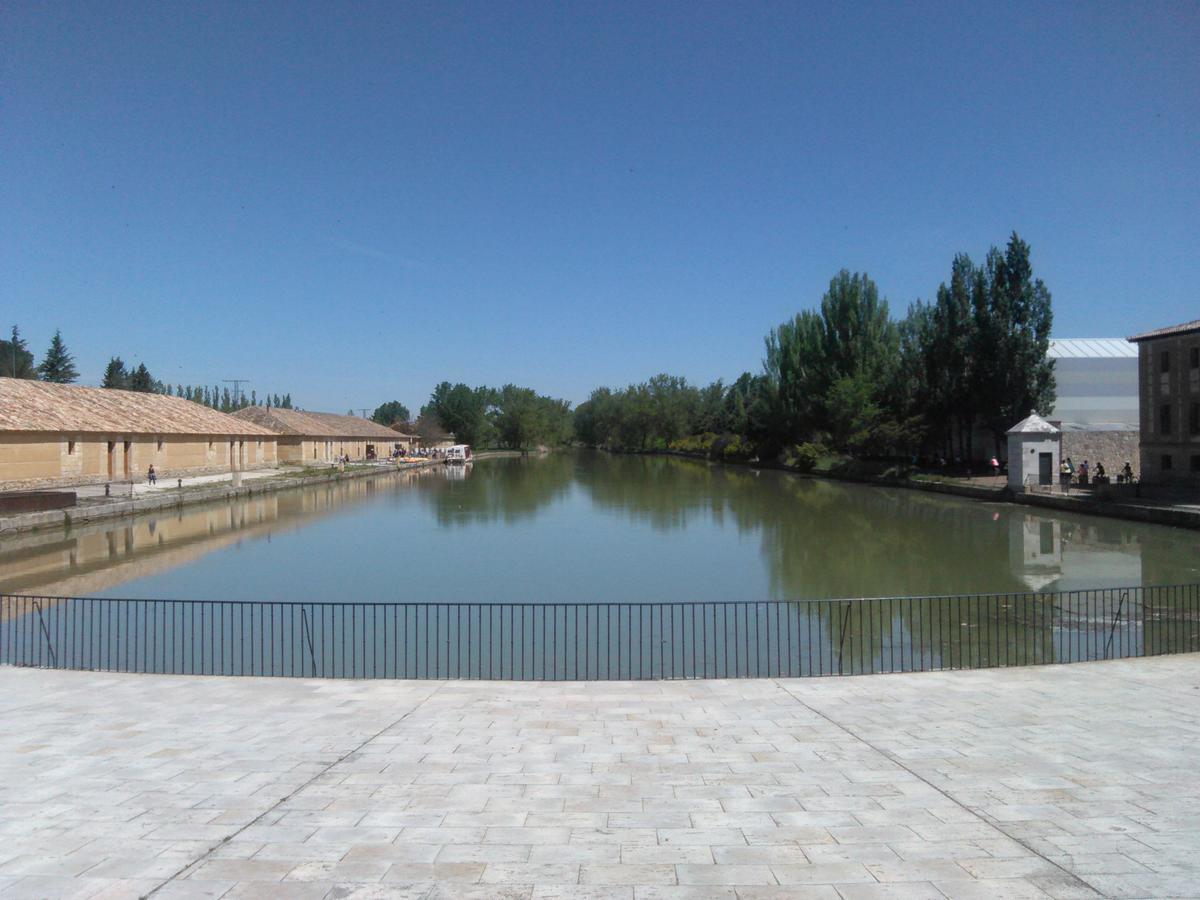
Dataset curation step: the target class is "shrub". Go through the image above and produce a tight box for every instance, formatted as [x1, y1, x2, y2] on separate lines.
[787, 442, 825, 472]
[721, 435, 754, 461]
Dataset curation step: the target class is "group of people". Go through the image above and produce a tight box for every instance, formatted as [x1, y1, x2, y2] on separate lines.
[1059, 457, 1135, 488]
[392, 446, 446, 460]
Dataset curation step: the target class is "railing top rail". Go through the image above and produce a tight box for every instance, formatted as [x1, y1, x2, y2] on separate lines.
[1, 583, 1194, 608]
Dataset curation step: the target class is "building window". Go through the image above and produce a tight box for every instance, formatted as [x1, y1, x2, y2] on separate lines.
[1192, 402, 1200, 436]
[1160, 404, 1171, 434]
[1161, 454, 1173, 471]
[67, 440, 75, 455]
[1161, 350, 1171, 373]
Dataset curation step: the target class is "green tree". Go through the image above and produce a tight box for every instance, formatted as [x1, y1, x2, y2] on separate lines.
[371, 400, 411, 426]
[128, 363, 155, 392]
[102, 357, 129, 389]
[763, 271, 900, 452]
[422, 382, 493, 447]
[969, 233, 1056, 451]
[1, 326, 36, 379]
[37, 329, 79, 383]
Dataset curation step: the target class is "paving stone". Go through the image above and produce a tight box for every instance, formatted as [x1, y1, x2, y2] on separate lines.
[2, 656, 1198, 899]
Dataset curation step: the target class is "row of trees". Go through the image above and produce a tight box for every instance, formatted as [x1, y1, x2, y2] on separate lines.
[100, 357, 295, 411]
[1, 327, 79, 383]
[1, 326, 304, 412]
[421, 382, 574, 449]
[575, 233, 1055, 461]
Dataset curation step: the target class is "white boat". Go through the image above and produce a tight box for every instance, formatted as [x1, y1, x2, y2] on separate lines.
[444, 444, 472, 465]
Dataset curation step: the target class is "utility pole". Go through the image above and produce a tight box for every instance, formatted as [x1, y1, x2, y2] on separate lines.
[223, 379, 249, 406]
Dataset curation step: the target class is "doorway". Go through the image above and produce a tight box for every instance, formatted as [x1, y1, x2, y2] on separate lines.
[107, 441, 115, 479]
[123, 441, 131, 478]
[1038, 452, 1053, 486]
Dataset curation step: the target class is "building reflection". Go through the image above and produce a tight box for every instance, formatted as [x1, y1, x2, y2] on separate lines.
[0, 468, 444, 597]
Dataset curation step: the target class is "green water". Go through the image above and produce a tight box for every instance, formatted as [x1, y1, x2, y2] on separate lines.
[1, 451, 1197, 602]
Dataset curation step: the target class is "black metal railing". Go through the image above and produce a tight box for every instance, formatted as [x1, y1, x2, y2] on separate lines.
[1, 585, 1197, 680]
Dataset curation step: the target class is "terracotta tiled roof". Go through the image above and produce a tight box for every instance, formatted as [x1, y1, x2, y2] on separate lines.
[0, 378, 277, 436]
[232, 406, 402, 439]
[1127, 319, 1200, 342]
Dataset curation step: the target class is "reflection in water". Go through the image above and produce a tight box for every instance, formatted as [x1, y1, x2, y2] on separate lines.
[0, 452, 1196, 604]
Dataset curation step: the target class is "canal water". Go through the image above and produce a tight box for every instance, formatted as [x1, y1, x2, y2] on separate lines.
[2, 453, 1197, 679]
[2, 451, 1197, 602]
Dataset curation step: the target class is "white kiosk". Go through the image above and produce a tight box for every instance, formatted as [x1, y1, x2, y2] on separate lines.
[1006, 411, 1060, 491]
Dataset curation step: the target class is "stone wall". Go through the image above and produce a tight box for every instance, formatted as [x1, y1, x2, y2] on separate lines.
[1060, 431, 1141, 479]
[0, 433, 279, 491]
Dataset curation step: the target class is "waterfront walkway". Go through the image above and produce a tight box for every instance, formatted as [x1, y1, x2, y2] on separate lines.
[1, 658, 1197, 899]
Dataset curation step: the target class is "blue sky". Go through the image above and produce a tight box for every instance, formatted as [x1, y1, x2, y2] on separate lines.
[3, 1, 1197, 412]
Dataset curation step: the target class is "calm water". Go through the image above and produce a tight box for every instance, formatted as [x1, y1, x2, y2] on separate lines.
[2, 451, 1197, 602]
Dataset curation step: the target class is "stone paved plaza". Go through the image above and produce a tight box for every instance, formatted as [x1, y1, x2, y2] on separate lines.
[0, 656, 1197, 899]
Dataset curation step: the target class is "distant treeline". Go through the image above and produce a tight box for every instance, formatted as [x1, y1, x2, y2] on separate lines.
[575, 232, 1055, 464]
[0, 328, 297, 412]
[420, 383, 573, 450]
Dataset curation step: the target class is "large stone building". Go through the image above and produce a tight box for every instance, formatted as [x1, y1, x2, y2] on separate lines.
[231, 407, 408, 463]
[0, 378, 278, 489]
[1129, 319, 1200, 486]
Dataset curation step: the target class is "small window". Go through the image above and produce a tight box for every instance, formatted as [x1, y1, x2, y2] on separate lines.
[67, 440, 75, 455]
[1160, 404, 1172, 434]
[1192, 347, 1200, 369]
[1162, 454, 1173, 471]
[1161, 351, 1171, 373]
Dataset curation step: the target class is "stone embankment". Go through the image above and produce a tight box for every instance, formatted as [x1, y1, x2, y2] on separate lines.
[0, 458, 458, 536]
[653, 448, 1200, 530]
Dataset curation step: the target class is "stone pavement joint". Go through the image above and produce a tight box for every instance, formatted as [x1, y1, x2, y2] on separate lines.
[775, 679, 1101, 898]
[1, 654, 1197, 899]
[144, 680, 448, 898]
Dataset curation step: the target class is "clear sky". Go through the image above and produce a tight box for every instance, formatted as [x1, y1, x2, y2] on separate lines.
[3, 1, 1197, 412]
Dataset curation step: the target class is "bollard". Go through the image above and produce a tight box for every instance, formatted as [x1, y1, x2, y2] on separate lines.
[104, 483, 110, 497]
[178, 478, 183, 489]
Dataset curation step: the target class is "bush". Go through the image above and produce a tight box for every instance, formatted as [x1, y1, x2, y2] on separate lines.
[720, 435, 754, 461]
[668, 432, 718, 456]
[787, 442, 826, 472]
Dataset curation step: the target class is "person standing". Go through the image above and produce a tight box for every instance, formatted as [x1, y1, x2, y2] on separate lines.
[147, 464, 157, 485]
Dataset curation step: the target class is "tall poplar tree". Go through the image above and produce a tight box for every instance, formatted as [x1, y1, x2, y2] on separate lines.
[970, 233, 1056, 451]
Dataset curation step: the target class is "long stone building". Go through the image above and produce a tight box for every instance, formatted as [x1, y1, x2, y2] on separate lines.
[0, 378, 278, 489]
[231, 407, 410, 463]
[1129, 319, 1200, 486]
